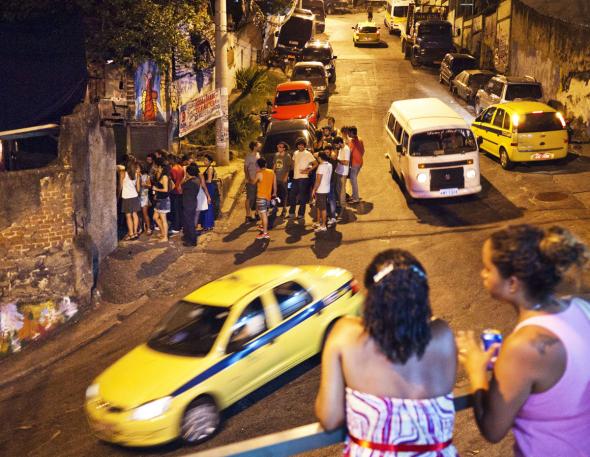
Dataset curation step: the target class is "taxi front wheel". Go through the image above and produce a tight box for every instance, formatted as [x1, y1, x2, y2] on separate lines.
[181, 397, 220, 444]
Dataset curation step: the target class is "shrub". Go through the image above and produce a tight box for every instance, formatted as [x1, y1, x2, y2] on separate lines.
[229, 106, 258, 147]
[235, 66, 268, 95]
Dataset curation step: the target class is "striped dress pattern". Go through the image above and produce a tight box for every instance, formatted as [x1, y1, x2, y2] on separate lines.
[345, 387, 458, 457]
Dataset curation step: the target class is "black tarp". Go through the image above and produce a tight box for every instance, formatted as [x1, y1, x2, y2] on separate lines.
[0, 14, 87, 131]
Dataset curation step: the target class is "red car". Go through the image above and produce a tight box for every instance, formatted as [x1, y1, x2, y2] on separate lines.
[272, 81, 319, 127]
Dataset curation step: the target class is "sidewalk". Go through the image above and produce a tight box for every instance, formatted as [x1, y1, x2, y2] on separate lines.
[0, 159, 246, 389]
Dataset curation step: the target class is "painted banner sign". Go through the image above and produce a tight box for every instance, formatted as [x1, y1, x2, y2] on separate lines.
[179, 89, 222, 137]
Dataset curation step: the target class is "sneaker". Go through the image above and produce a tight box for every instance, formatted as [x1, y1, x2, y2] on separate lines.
[154, 226, 160, 231]
[314, 226, 327, 233]
[170, 229, 180, 234]
[256, 232, 270, 240]
[327, 218, 337, 226]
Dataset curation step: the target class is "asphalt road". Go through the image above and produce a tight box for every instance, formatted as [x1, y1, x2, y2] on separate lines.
[3, 10, 590, 457]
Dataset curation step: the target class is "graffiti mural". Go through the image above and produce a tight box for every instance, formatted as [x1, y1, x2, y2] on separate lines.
[135, 61, 166, 122]
[0, 297, 78, 354]
[494, 19, 510, 74]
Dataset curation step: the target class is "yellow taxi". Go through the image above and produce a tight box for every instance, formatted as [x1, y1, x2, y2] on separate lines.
[85, 265, 362, 446]
[471, 101, 568, 170]
[352, 22, 381, 46]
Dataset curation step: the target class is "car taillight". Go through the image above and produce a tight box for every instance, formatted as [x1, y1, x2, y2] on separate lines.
[350, 279, 360, 295]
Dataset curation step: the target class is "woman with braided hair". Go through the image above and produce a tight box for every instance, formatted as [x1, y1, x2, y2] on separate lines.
[457, 224, 590, 456]
[316, 249, 458, 456]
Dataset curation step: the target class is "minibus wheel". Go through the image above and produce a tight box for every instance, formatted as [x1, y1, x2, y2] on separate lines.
[499, 148, 513, 170]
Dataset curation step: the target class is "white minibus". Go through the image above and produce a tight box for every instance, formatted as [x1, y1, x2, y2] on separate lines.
[384, 0, 410, 35]
[385, 98, 481, 198]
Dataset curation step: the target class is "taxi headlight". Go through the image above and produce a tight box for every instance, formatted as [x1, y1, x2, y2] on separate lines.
[86, 384, 99, 400]
[466, 168, 477, 179]
[131, 397, 172, 421]
[416, 172, 428, 183]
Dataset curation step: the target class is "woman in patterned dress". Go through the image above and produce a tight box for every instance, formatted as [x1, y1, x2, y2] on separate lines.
[316, 249, 458, 456]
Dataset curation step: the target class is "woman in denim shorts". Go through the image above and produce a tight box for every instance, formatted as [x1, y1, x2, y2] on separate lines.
[152, 158, 171, 241]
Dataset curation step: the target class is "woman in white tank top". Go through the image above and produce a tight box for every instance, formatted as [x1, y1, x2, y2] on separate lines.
[118, 157, 141, 240]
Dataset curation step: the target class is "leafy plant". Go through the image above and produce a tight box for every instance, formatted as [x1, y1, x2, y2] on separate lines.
[235, 66, 268, 96]
[229, 106, 258, 147]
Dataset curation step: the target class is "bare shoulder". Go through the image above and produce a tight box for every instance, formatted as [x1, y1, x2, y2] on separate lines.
[507, 325, 564, 360]
[330, 316, 364, 342]
[429, 318, 456, 353]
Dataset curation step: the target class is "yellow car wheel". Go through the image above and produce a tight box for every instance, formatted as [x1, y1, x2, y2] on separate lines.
[499, 147, 513, 170]
[181, 397, 220, 444]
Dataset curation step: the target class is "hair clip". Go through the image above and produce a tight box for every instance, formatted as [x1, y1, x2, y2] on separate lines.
[373, 264, 394, 284]
[409, 264, 427, 279]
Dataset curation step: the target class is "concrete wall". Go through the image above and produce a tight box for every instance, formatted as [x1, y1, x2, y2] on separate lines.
[510, 0, 590, 138]
[227, 23, 263, 88]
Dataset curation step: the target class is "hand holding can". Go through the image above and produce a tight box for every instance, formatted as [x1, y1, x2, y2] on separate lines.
[481, 329, 503, 370]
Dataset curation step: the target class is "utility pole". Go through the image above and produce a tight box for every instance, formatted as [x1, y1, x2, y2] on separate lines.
[215, 0, 230, 165]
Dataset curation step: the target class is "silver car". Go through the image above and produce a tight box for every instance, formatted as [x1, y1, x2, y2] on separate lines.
[291, 61, 330, 103]
[474, 75, 543, 114]
[450, 69, 495, 106]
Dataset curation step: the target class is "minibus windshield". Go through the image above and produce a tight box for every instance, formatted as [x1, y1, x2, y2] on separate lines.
[410, 129, 476, 156]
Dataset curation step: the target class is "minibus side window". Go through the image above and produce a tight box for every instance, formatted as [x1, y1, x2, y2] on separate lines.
[401, 131, 409, 154]
[394, 122, 403, 142]
[387, 114, 396, 133]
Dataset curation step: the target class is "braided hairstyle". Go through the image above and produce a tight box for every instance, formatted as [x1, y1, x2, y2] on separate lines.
[490, 224, 589, 303]
[363, 249, 432, 364]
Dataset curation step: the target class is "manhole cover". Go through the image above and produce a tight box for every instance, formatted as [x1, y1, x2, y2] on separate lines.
[535, 192, 569, 202]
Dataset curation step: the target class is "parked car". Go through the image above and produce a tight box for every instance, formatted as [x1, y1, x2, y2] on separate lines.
[85, 265, 363, 446]
[471, 101, 567, 170]
[439, 53, 478, 88]
[262, 119, 317, 165]
[302, 0, 326, 33]
[301, 40, 337, 83]
[450, 69, 495, 105]
[271, 81, 319, 127]
[474, 75, 543, 115]
[291, 61, 330, 103]
[352, 22, 381, 46]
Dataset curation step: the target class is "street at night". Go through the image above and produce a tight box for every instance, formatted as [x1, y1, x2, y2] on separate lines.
[2, 2, 590, 457]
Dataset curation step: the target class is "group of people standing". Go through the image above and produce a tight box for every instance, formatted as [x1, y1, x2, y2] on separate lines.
[243, 117, 366, 239]
[117, 150, 218, 247]
[316, 223, 590, 457]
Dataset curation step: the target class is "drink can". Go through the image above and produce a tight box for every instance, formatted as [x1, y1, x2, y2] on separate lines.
[481, 329, 503, 351]
[481, 329, 502, 369]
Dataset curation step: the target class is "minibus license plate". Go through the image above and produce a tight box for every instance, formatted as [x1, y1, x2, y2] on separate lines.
[531, 152, 553, 160]
[440, 188, 458, 196]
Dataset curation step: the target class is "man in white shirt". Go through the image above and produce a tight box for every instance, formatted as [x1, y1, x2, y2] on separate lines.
[311, 152, 333, 232]
[333, 136, 350, 212]
[289, 138, 317, 220]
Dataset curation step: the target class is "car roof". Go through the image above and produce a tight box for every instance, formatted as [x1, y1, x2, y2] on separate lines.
[357, 21, 377, 26]
[183, 265, 302, 307]
[462, 69, 495, 76]
[293, 61, 324, 69]
[492, 75, 539, 84]
[389, 98, 467, 132]
[447, 53, 476, 60]
[276, 81, 313, 91]
[492, 101, 557, 114]
[266, 119, 314, 133]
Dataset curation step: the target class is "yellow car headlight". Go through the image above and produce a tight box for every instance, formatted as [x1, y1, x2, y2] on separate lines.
[131, 397, 172, 421]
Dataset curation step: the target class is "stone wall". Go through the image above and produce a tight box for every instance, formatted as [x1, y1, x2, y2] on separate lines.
[0, 103, 117, 354]
[510, 0, 590, 139]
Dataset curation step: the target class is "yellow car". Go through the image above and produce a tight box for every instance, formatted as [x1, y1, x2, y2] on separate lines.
[85, 265, 362, 446]
[471, 101, 568, 170]
[352, 22, 381, 46]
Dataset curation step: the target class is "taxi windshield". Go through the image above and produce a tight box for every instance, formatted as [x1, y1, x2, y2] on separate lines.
[148, 301, 229, 357]
[410, 129, 476, 156]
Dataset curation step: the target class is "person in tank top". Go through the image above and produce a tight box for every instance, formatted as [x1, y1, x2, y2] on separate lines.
[316, 249, 458, 457]
[457, 224, 590, 456]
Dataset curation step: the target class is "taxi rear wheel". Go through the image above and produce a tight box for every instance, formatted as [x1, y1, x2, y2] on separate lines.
[181, 397, 220, 444]
[499, 147, 513, 170]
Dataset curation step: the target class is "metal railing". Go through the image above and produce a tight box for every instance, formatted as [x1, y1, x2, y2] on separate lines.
[187, 390, 473, 457]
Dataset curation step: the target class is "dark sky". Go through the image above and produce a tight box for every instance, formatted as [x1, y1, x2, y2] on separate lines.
[520, 0, 590, 27]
